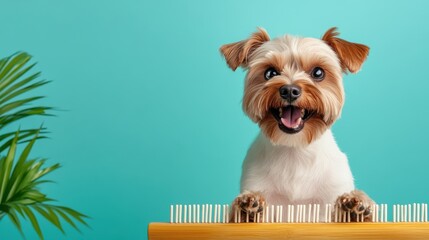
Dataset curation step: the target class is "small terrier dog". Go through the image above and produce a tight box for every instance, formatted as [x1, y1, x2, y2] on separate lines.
[220, 27, 374, 222]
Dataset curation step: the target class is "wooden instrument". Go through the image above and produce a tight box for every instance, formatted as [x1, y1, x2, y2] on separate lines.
[148, 203, 429, 240]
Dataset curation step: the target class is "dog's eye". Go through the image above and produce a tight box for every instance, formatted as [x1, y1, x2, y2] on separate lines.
[264, 68, 279, 80]
[310, 67, 325, 81]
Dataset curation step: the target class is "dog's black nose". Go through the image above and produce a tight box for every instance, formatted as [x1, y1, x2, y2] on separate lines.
[279, 85, 301, 102]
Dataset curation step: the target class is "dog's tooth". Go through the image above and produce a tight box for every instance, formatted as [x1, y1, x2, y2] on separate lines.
[296, 117, 302, 127]
[279, 107, 283, 117]
[301, 109, 305, 117]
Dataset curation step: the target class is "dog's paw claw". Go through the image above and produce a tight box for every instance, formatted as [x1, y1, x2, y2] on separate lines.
[335, 190, 374, 222]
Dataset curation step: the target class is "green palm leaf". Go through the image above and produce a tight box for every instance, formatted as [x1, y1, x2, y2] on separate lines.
[0, 132, 89, 239]
[0, 52, 89, 239]
[0, 52, 51, 146]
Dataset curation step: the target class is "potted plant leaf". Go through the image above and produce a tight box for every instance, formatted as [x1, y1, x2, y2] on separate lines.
[0, 52, 88, 239]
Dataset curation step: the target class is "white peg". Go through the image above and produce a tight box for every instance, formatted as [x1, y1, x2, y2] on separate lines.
[184, 205, 187, 223]
[302, 205, 307, 222]
[175, 205, 179, 223]
[193, 204, 196, 223]
[393, 205, 396, 222]
[271, 205, 275, 223]
[214, 205, 218, 223]
[179, 205, 182, 223]
[202, 205, 206, 223]
[316, 204, 320, 223]
[276, 205, 280, 223]
[209, 204, 212, 223]
[197, 205, 200, 223]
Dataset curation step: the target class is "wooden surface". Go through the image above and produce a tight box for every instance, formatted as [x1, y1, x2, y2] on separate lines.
[148, 222, 429, 240]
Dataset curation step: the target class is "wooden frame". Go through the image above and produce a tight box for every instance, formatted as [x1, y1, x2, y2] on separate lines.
[148, 222, 429, 240]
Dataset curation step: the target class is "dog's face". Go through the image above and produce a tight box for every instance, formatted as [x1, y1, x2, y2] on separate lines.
[220, 28, 369, 146]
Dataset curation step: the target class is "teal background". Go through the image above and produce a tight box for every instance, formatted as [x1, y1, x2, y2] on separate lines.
[1, 0, 428, 239]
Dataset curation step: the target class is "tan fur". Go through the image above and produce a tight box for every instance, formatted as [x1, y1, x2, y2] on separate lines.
[220, 28, 270, 71]
[220, 27, 368, 146]
[322, 27, 370, 73]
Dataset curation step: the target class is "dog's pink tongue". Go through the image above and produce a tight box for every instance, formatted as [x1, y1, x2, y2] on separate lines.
[281, 106, 302, 128]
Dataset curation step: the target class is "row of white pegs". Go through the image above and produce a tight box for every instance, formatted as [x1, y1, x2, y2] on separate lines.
[169, 203, 426, 224]
[393, 204, 428, 222]
[371, 204, 388, 222]
[170, 204, 230, 224]
[233, 204, 325, 223]
[232, 203, 388, 223]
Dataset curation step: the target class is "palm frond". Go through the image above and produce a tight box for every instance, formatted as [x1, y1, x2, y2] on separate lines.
[0, 132, 89, 239]
[0, 52, 51, 149]
[0, 132, 18, 202]
[0, 128, 48, 153]
[0, 52, 88, 239]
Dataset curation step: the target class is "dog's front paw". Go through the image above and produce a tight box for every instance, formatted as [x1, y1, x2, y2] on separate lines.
[231, 190, 266, 223]
[335, 189, 374, 222]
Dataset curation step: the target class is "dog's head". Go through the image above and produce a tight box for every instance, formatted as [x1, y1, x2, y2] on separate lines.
[220, 28, 369, 146]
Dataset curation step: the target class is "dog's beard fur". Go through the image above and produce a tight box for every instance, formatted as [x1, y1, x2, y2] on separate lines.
[221, 28, 369, 147]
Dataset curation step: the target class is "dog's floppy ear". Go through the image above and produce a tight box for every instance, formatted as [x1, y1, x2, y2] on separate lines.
[220, 28, 270, 71]
[322, 27, 369, 73]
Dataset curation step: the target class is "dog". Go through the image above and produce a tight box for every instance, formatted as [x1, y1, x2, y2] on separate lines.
[220, 27, 374, 222]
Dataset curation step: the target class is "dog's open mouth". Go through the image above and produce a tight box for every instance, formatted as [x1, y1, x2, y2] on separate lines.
[270, 106, 315, 134]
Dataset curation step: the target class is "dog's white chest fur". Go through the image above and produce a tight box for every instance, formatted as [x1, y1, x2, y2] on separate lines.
[241, 129, 354, 206]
